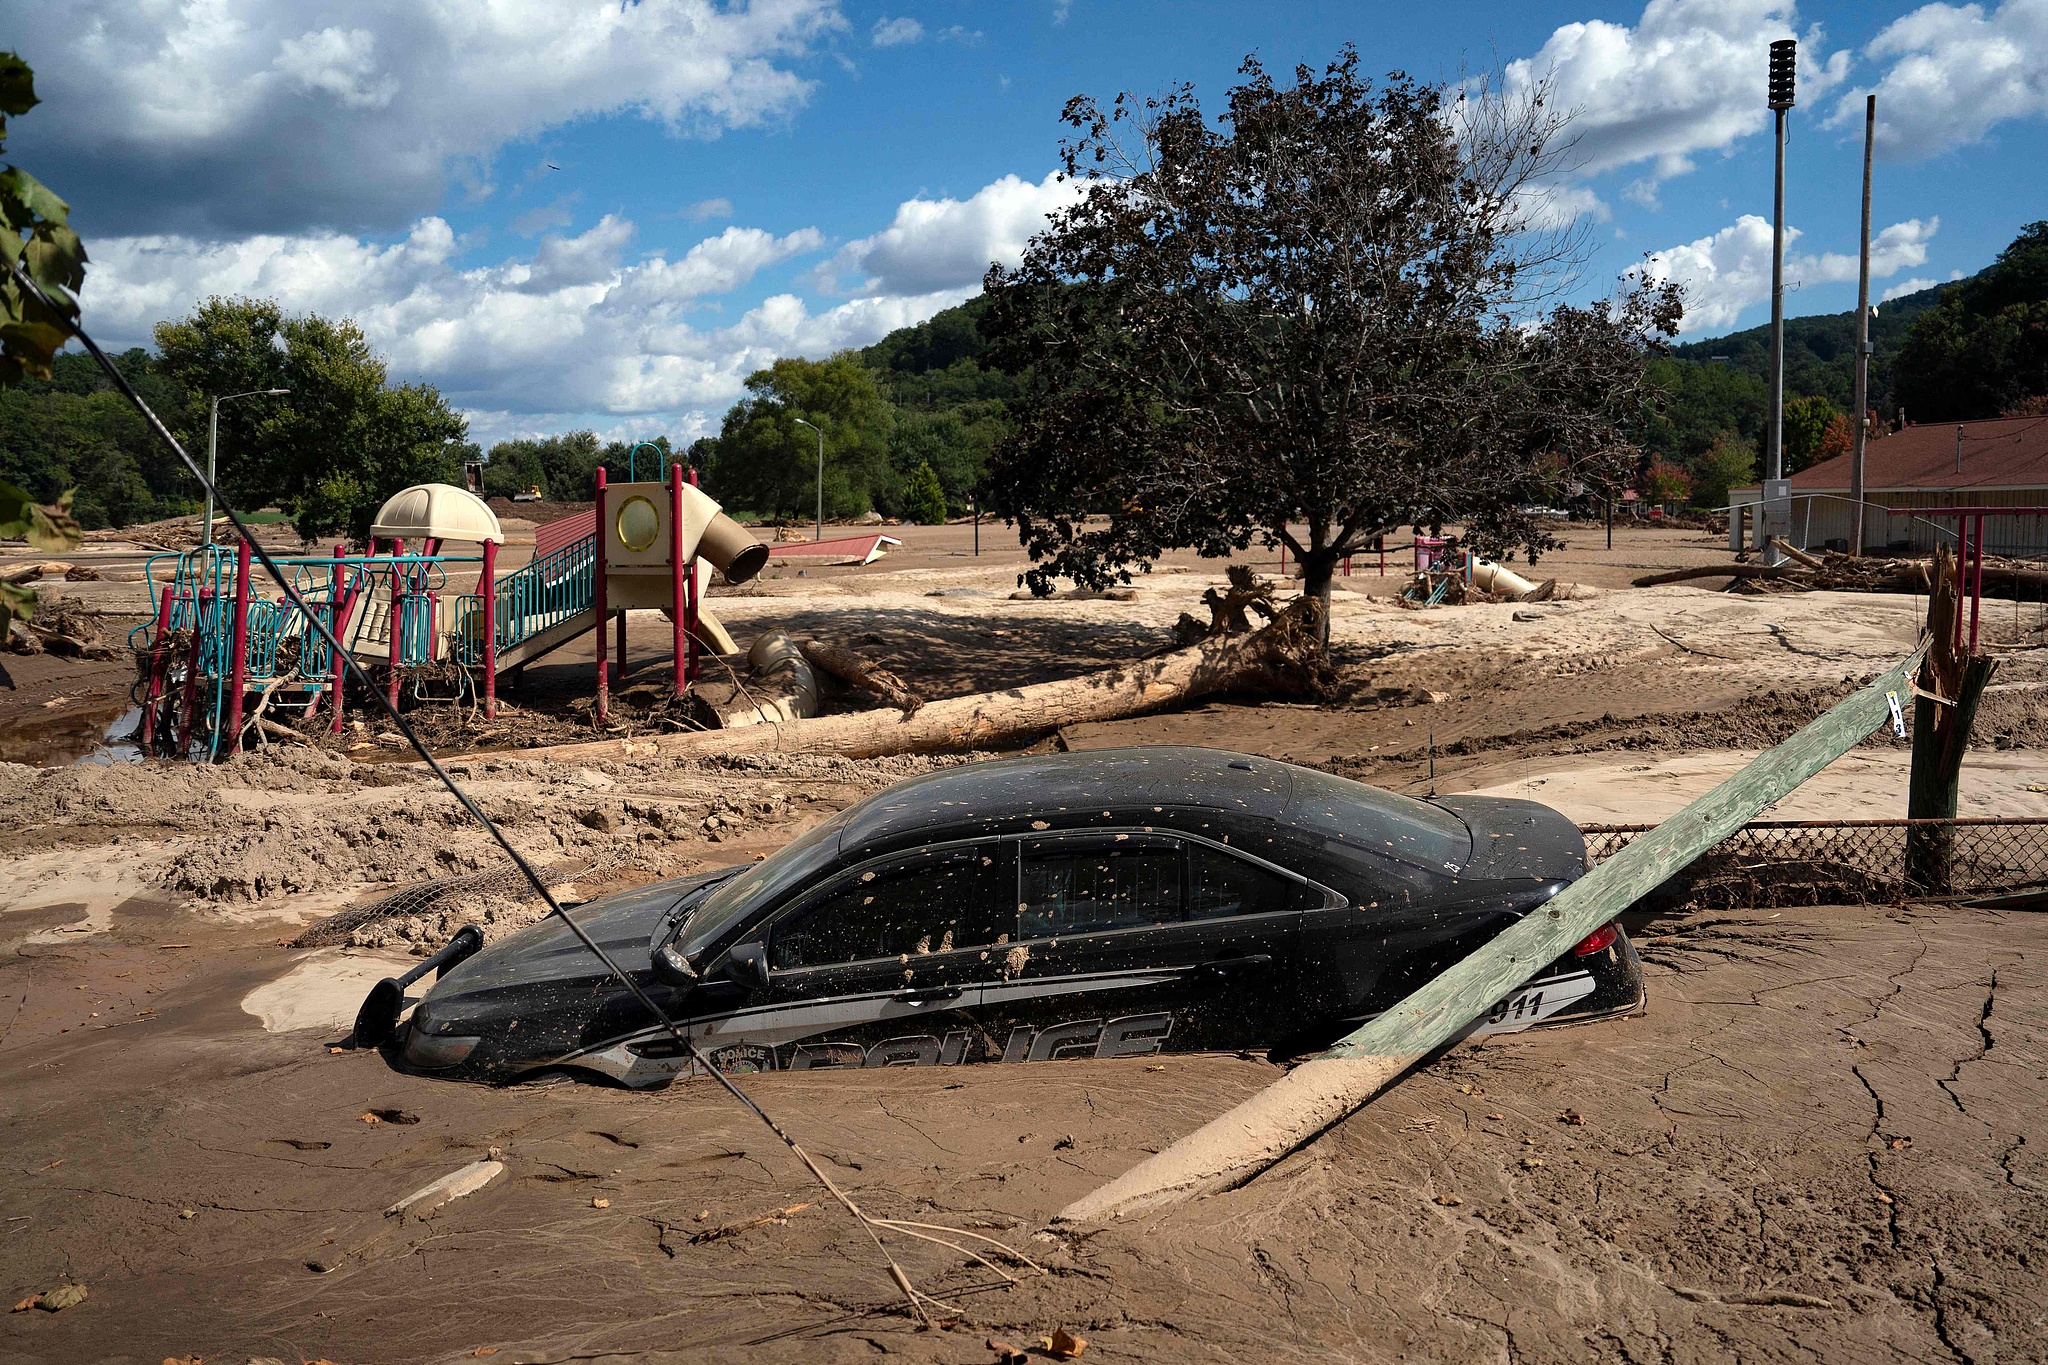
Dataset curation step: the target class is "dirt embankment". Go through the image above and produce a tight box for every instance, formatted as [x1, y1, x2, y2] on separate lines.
[0, 746, 969, 927]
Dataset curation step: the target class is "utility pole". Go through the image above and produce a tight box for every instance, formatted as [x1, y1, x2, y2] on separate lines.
[1850, 94, 1875, 557]
[1765, 38, 1796, 565]
[792, 416, 824, 541]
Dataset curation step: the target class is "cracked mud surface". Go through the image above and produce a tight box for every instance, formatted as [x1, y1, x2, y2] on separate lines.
[3, 899, 2041, 1363]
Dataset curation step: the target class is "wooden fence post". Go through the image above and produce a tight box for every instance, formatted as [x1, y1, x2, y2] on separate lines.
[1906, 543, 1998, 893]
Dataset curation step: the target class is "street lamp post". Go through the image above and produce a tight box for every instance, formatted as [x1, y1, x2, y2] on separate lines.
[792, 416, 824, 541]
[1764, 38, 1796, 565]
[204, 388, 290, 546]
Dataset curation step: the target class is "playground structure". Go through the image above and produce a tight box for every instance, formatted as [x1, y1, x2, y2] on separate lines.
[127, 463, 768, 759]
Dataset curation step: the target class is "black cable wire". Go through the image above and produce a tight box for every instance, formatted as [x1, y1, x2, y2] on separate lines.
[6, 259, 803, 1134]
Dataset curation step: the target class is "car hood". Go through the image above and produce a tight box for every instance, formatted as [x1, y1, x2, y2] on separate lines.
[1428, 795, 1588, 882]
[429, 868, 729, 997]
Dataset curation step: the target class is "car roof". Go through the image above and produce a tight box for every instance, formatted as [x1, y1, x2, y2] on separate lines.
[837, 746, 1296, 856]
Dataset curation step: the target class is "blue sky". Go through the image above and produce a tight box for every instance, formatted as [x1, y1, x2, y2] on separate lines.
[15, 0, 2048, 447]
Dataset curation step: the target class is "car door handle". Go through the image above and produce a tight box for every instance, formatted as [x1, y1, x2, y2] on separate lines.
[892, 986, 963, 1005]
[1190, 954, 1273, 979]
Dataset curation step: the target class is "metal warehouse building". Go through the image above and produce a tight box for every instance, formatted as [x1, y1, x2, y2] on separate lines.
[1731, 416, 2048, 557]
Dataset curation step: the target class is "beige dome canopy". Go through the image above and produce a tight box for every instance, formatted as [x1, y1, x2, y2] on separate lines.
[369, 483, 504, 545]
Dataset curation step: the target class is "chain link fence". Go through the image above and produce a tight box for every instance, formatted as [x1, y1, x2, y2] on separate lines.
[290, 851, 630, 947]
[1582, 817, 2048, 909]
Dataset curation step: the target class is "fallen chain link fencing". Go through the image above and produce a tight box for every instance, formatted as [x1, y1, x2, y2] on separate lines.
[1582, 817, 2048, 909]
[291, 849, 632, 947]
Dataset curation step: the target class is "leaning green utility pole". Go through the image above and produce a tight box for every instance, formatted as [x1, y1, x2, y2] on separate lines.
[1060, 643, 1927, 1221]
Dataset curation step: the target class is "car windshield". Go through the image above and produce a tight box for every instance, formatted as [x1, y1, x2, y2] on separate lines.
[1286, 767, 1472, 871]
[675, 808, 852, 960]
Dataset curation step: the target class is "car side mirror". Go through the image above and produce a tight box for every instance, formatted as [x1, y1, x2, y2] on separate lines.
[721, 942, 770, 990]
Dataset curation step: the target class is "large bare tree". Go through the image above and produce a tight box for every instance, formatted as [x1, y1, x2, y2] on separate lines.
[981, 49, 1681, 624]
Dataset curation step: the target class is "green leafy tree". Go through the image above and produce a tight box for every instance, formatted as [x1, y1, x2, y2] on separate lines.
[0, 51, 85, 634]
[981, 52, 1679, 621]
[1639, 456, 1691, 505]
[889, 403, 1005, 512]
[1641, 354, 1769, 464]
[859, 296, 1021, 408]
[1781, 394, 1840, 475]
[901, 460, 947, 525]
[706, 356, 894, 520]
[601, 435, 674, 485]
[1, 350, 197, 529]
[1893, 222, 2048, 421]
[1689, 431, 1757, 509]
[482, 431, 602, 501]
[154, 298, 468, 542]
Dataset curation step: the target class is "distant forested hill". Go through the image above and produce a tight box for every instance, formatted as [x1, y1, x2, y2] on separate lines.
[1666, 276, 1949, 413]
[1642, 220, 2048, 501]
[0, 349, 196, 530]
[855, 295, 1014, 513]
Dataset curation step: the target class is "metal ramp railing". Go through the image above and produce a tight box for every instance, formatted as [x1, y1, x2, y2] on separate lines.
[452, 531, 597, 666]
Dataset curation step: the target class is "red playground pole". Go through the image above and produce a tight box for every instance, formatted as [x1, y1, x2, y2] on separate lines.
[175, 587, 212, 753]
[386, 537, 405, 711]
[593, 467, 609, 723]
[1970, 513, 1985, 654]
[329, 543, 350, 733]
[141, 585, 173, 749]
[481, 537, 498, 720]
[686, 465, 702, 683]
[225, 538, 253, 755]
[669, 462, 687, 698]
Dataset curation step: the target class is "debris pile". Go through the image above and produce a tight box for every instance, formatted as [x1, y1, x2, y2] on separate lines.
[1635, 546, 2048, 597]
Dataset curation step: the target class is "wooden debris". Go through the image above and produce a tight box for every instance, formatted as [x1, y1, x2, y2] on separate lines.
[688, 1201, 812, 1244]
[502, 594, 1332, 766]
[384, 1159, 504, 1220]
[1173, 564, 1280, 645]
[800, 638, 924, 715]
[1635, 547, 2044, 598]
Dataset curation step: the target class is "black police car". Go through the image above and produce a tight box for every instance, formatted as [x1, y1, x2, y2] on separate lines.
[390, 748, 1643, 1085]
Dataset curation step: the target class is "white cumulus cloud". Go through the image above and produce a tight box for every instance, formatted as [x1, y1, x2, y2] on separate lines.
[820, 171, 1082, 297]
[11, 0, 845, 236]
[871, 16, 924, 46]
[1640, 214, 1938, 332]
[71, 173, 1051, 444]
[1829, 0, 2048, 157]
[1504, 0, 1847, 197]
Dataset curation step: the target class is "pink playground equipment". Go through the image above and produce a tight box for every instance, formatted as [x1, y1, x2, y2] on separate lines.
[129, 459, 769, 759]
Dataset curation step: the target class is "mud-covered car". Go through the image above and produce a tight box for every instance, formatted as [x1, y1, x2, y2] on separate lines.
[388, 747, 1644, 1086]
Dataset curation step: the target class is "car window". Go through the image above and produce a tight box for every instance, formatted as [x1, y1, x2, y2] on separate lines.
[1020, 835, 1180, 937]
[1186, 842, 1296, 920]
[770, 843, 1012, 971]
[678, 807, 853, 960]
[1285, 767, 1472, 871]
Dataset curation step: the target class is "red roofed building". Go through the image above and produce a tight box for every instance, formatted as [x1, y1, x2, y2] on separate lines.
[1731, 415, 2048, 556]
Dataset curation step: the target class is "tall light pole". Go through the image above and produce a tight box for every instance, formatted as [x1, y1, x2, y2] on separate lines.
[204, 388, 289, 546]
[1764, 38, 1796, 564]
[1850, 93, 1876, 557]
[792, 416, 824, 541]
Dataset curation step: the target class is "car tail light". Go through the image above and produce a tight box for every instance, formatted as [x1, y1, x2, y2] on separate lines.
[1572, 922, 1619, 956]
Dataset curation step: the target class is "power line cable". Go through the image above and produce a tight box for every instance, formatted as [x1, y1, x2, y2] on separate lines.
[9, 258, 1035, 1324]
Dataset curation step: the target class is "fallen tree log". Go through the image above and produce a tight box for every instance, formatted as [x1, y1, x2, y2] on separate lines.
[491, 596, 1328, 766]
[799, 638, 923, 715]
[1633, 562, 1792, 588]
[1055, 643, 1928, 1223]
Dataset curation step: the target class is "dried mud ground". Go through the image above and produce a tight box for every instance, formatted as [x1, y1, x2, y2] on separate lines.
[2, 898, 2042, 1365]
[5, 522, 2048, 1362]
